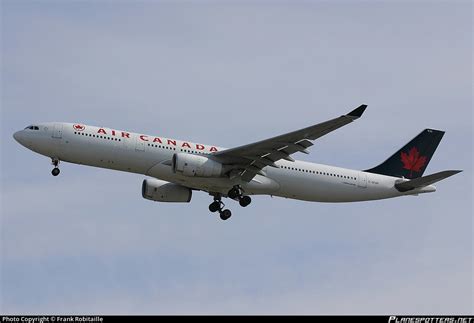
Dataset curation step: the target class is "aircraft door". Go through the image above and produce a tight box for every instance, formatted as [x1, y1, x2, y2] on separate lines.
[52, 123, 63, 139]
[357, 172, 367, 188]
[135, 136, 145, 152]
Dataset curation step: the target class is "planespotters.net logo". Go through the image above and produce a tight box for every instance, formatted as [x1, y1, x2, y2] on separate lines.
[73, 124, 85, 131]
[389, 317, 473, 323]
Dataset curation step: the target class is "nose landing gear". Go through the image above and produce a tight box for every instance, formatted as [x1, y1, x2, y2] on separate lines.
[51, 158, 60, 176]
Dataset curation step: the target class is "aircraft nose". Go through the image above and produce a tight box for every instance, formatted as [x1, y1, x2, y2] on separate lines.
[13, 130, 25, 145]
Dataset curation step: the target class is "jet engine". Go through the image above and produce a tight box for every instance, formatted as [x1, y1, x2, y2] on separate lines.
[142, 178, 192, 203]
[172, 153, 223, 177]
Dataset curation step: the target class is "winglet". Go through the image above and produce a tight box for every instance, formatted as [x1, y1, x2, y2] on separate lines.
[347, 104, 367, 118]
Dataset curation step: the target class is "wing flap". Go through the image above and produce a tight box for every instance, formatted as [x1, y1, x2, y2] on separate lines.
[252, 157, 278, 168]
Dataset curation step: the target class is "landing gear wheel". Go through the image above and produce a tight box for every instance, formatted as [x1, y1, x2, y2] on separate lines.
[220, 209, 232, 221]
[239, 196, 251, 207]
[228, 187, 240, 199]
[51, 168, 60, 176]
[209, 201, 221, 213]
[209, 194, 233, 220]
[51, 158, 60, 176]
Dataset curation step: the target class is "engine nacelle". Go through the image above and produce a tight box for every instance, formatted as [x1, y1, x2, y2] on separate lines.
[142, 178, 192, 203]
[172, 153, 223, 177]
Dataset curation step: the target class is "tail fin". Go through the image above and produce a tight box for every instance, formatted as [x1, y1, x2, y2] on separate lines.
[365, 129, 445, 179]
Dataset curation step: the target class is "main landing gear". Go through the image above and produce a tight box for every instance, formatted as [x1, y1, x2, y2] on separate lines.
[228, 186, 252, 207]
[51, 158, 60, 176]
[209, 196, 232, 221]
[208, 186, 252, 221]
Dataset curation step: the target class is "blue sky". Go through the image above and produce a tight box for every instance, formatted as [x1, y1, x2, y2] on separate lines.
[1, 0, 472, 314]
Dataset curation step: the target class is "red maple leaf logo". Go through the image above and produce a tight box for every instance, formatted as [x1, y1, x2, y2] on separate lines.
[401, 147, 427, 177]
[73, 124, 85, 131]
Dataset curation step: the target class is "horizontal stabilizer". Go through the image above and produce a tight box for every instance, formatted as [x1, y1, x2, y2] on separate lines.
[395, 170, 462, 192]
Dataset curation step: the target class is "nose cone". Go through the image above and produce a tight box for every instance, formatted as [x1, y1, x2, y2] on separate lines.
[13, 130, 26, 146]
[13, 131, 21, 142]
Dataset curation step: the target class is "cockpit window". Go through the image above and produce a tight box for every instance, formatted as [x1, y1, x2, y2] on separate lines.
[24, 125, 40, 130]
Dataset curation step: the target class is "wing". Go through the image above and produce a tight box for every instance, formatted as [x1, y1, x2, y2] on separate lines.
[211, 104, 367, 182]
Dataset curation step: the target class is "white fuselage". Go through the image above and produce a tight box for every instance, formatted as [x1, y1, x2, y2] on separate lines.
[13, 122, 436, 202]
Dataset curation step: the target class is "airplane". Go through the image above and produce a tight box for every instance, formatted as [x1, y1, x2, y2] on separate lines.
[13, 105, 461, 221]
